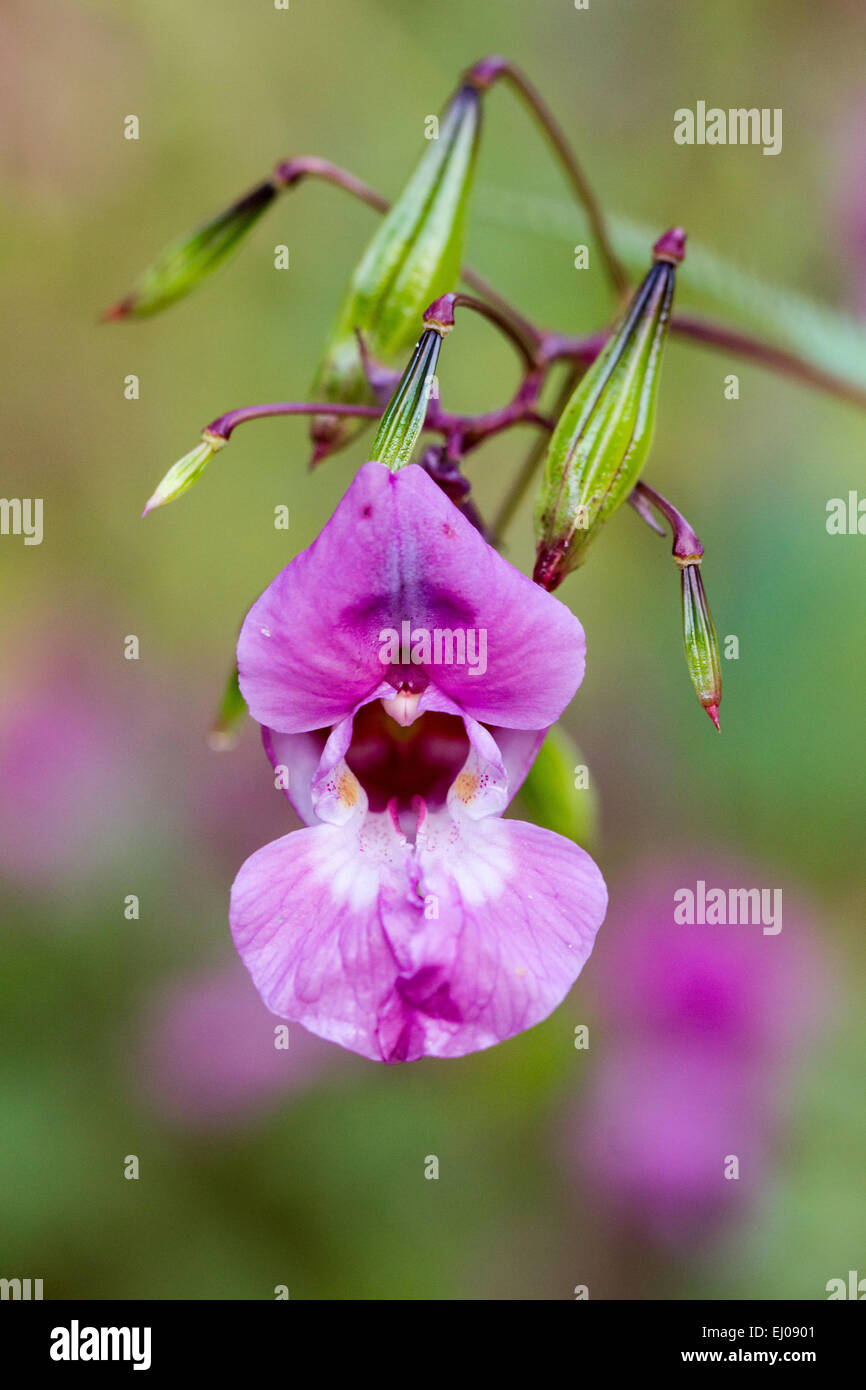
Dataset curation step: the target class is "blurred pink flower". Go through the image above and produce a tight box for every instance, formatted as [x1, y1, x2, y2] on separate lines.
[0, 632, 158, 891]
[565, 857, 826, 1245]
[589, 859, 821, 1059]
[574, 1043, 769, 1243]
[137, 964, 357, 1129]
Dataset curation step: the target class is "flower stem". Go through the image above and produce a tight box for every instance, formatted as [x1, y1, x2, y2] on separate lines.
[206, 400, 382, 442]
[424, 291, 537, 368]
[631, 480, 703, 563]
[464, 56, 629, 299]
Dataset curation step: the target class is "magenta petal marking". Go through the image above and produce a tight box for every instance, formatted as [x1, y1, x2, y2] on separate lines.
[238, 462, 586, 735]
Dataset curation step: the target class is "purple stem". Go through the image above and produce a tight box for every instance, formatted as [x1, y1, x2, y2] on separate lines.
[631, 480, 703, 563]
[545, 313, 866, 410]
[464, 55, 628, 298]
[207, 401, 382, 442]
[424, 292, 537, 367]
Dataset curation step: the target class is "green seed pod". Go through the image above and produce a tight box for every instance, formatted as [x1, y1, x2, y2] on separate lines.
[533, 228, 685, 589]
[368, 304, 451, 471]
[680, 561, 722, 729]
[103, 181, 277, 320]
[141, 430, 226, 515]
[309, 84, 481, 462]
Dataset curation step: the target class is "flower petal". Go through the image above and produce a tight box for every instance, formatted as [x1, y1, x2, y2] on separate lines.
[262, 726, 326, 827]
[238, 462, 585, 734]
[404, 812, 607, 1059]
[229, 806, 607, 1063]
[229, 813, 415, 1061]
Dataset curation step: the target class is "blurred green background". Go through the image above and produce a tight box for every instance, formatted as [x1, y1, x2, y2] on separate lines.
[1, 0, 865, 1299]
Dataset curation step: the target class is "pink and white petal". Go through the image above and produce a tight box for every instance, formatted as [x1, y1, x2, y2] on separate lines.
[420, 684, 544, 811]
[392, 814, 608, 1061]
[238, 461, 585, 735]
[229, 814, 416, 1062]
[446, 717, 508, 820]
[263, 726, 326, 827]
[491, 726, 547, 804]
[231, 806, 606, 1064]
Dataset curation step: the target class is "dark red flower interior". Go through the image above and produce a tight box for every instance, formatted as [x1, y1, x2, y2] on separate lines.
[345, 701, 468, 812]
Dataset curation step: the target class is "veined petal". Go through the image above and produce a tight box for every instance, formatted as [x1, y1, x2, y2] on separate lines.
[229, 803, 607, 1063]
[405, 812, 607, 1059]
[238, 462, 586, 735]
[230, 812, 414, 1061]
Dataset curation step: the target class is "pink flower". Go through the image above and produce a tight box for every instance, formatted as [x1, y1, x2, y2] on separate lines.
[590, 860, 820, 1060]
[566, 859, 824, 1244]
[575, 1043, 769, 1243]
[230, 461, 607, 1062]
[0, 631, 156, 892]
[138, 965, 354, 1129]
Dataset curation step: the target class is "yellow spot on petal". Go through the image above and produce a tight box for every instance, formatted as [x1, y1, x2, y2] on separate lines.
[455, 771, 478, 803]
[515, 966, 528, 978]
[337, 769, 359, 807]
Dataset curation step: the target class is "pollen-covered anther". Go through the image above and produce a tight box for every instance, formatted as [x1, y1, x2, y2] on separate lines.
[337, 769, 360, 808]
[454, 770, 479, 803]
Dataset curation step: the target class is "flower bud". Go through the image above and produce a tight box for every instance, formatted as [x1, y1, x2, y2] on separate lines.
[103, 181, 277, 320]
[309, 84, 481, 462]
[368, 311, 450, 472]
[533, 228, 685, 589]
[680, 561, 722, 729]
[142, 430, 226, 516]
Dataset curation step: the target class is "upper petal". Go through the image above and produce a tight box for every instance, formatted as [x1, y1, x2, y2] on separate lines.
[238, 461, 585, 734]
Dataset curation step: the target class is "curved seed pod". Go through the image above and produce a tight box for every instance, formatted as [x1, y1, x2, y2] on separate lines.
[103, 181, 278, 320]
[309, 84, 481, 462]
[533, 228, 685, 589]
[681, 562, 722, 729]
[630, 479, 722, 729]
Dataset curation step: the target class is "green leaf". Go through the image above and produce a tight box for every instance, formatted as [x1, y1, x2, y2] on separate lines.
[514, 726, 599, 850]
[209, 662, 247, 750]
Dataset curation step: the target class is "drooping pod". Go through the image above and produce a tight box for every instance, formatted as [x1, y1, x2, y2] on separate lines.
[533, 228, 685, 590]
